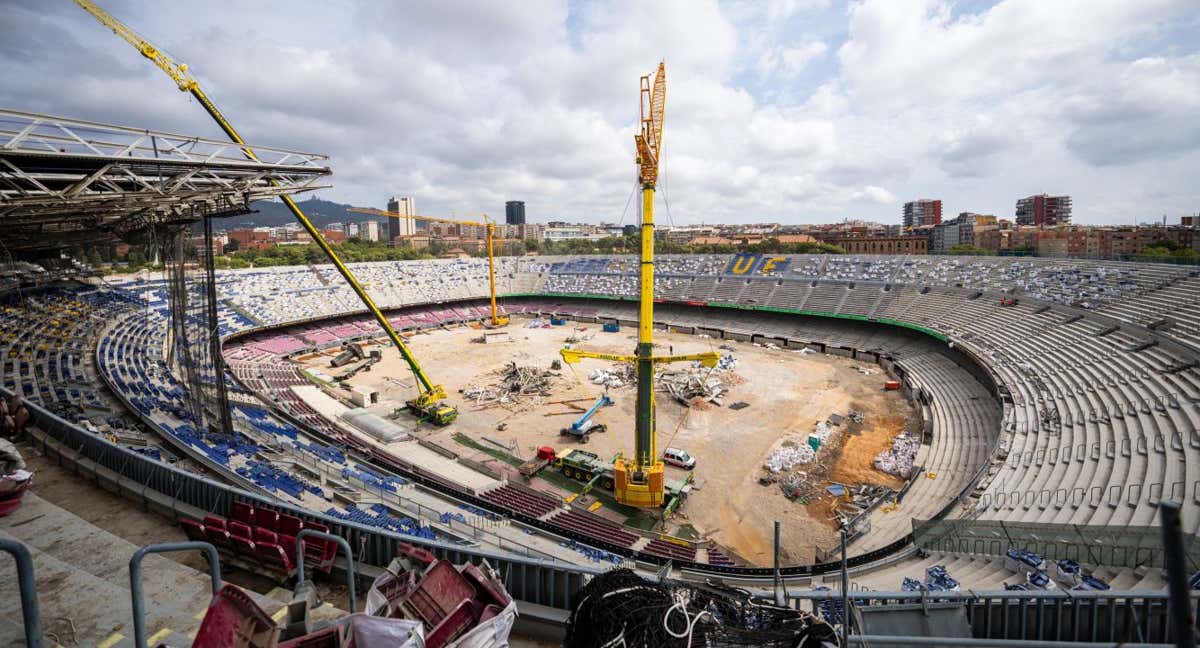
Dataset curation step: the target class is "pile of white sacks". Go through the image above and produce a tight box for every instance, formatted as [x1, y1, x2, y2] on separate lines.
[763, 444, 815, 473]
[874, 432, 921, 477]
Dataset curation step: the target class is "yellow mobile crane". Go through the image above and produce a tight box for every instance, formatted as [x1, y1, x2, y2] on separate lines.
[347, 208, 509, 327]
[75, 0, 457, 425]
[559, 62, 718, 508]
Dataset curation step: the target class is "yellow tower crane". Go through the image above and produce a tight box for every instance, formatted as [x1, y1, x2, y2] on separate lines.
[559, 62, 717, 509]
[347, 208, 509, 327]
[74, 0, 457, 425]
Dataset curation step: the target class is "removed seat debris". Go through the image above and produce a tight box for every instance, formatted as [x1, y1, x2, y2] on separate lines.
[461, 362, 562, 407]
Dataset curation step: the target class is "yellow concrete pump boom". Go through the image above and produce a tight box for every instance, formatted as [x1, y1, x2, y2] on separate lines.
[74, 0, 456, 425]
[347, 207, 508, 327]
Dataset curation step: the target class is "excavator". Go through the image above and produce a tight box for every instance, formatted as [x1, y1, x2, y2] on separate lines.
[346, 208, 509, 327]
[558, 63, 719, 509]
[74, 0, 457, 425]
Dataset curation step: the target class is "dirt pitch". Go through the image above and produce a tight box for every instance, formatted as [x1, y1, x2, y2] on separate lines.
[295, 316, 918, 566]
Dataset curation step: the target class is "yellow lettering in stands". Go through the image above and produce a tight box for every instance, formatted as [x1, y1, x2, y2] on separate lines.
[730, 255, 754, 274]
[760, 257, 785, 274]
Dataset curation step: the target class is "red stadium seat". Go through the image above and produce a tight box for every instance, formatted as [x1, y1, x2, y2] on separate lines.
[229, 521, 253, 541]
[230, 501, 253, 527]
[181, 517, 206, 543]
[253, 507, 279, 532]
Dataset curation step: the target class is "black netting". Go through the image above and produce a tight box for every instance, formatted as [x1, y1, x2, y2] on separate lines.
[565, 568, 837, 648]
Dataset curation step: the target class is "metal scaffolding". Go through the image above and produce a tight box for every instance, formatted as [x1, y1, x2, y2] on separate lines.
[0, 108, 330, 251]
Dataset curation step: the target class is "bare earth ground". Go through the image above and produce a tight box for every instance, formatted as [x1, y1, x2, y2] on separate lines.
[300, 317, 918, 567]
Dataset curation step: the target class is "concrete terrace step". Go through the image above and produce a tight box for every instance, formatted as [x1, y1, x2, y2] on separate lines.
[0, 492, 296, 647]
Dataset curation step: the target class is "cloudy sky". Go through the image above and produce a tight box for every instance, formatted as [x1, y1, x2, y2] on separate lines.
[3, 0, 1198, 225]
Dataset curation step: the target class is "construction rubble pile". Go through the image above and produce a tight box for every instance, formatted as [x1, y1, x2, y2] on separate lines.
[873, 431, 921, 478]
[829, 483, 892, 530]
[588, 365, 635, 389]
[661, 353, 739, 407]
[462, 362, 561, 407]
[584, 353, 741, 408]
[757, 413, 904, 531]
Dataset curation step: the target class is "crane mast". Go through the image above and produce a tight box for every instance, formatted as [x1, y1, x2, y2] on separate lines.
[347, 208, 508, 327]
[559, 63, 716, 509]
[74, 0, 456, 425]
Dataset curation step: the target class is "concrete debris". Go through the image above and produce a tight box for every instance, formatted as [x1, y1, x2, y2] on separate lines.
[855, 366, 877, 375]
[874, 431, 921, 478]
[764, 444, 815, 472]
[662, 372, 726, 406]
[588, 366, 633, 389]
[778, 472, 808, 499]
[463, 362, 560, 407]
[847, 410, 865, 424]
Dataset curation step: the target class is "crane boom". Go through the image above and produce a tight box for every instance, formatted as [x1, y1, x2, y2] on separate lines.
[348, 207, 508, 327]
[75, 0, 456, 424]
[560, 349, 720, 368]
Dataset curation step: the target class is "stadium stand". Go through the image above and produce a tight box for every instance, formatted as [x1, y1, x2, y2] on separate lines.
[9, 253, 1200, 592]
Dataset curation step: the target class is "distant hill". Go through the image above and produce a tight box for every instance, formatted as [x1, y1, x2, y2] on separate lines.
[215, 197, 378, 230]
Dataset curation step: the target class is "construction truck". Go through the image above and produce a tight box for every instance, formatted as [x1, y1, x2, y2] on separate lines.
[559, 395, 612, 443]
[553, 448, 693, 509]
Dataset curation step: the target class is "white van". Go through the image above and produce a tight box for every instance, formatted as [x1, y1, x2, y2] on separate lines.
[662, 447, 695, 470]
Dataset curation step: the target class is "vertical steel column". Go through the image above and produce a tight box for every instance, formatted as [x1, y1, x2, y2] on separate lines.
[202, 212, 233, 436]
[842, 530, 851, 642]
[1160, 501, 1196, 648]
[130, 541, 221, 648]
[0, 538, 43, 648]
[773, 519, 783, 606]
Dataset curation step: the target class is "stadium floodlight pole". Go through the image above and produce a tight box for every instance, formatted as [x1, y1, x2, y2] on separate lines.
[75, 0, 456, 424]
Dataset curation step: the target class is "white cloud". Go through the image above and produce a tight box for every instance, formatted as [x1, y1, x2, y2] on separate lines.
[757, 41, 828, 78]
[0, 0, 1196, 226]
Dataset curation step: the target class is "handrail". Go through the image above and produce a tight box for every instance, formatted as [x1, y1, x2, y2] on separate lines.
[295, 529, 356, 612]
[129, 541, 221, 648]
[0, 538, 44, 648]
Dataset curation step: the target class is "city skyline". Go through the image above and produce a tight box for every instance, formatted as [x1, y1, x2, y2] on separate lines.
[7, 1, 1196, 226]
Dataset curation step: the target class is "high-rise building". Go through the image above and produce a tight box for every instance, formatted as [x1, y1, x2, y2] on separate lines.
[1016, 194, 1072, 227]
[345, 222, 359, 238]
[903, 199, 942, 228]
[386, 196, 417, 244]
[505, 201, 526, 225]
[360, 220, 380, 242]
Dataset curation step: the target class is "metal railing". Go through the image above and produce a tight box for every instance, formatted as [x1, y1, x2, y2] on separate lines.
[788, 589, 1200, 645]
[129, 541, 221, 648]
[911, 517, 1200, 569]
[5, 383, 599, 612]
[0, 538, 43, 648]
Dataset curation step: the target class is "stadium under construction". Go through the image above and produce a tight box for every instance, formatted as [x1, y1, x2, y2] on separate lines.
[1, 2, 1199, 648]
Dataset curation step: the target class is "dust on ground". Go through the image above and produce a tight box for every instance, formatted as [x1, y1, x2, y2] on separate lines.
[297, 316, 919, 567]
